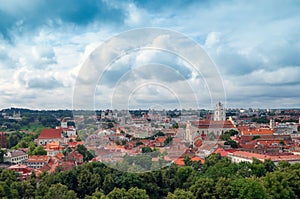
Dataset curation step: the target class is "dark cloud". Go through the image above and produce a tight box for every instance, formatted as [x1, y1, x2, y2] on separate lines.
[0, 0, 126, 41]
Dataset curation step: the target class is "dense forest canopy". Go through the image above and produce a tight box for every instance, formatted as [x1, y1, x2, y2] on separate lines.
[1, 153, 300, 199]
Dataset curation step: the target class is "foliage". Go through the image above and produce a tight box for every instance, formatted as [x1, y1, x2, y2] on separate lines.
[164, 136, 173, 146]
[1, 153, 300, 199]
[224, 139, 238, 148]
[76, 145, 95, 162]
[31, 146, 47, 155]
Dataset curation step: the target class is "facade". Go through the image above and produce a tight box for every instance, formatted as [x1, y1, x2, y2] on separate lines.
[4, 149, 28, 164]
[26, 155, 50, 169]
[228, 151, 300, 165]
[36, 128, 63, 146]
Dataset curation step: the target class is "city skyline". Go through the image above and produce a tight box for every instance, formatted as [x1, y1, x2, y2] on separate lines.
[0, 1, 299, 110]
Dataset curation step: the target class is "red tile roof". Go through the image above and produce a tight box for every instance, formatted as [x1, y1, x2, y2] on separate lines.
[231, 151, 300, 162]
[238, 127, 275, 135]
[155, 137, 166, 143]
[27, 155, 50, 163]
[173, 156, 205, 166]
[71, 151, 83, 160]
[197, 120, 235, 129]
[38, 128, 62, 139]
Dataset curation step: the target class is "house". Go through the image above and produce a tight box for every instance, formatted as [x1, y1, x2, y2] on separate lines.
[4, 149, 28, 164]
[228, 150, 300, 165]
[36, 128, 63, 146]
[46, 141, 65, 157]
[154, 137, 166, 147]
[8, 164, 32, 180]
[70, 151, 83, 164]
[26, 155, 50, 169]
[173, 156, 205, 166]
[237, 126, 275, 136]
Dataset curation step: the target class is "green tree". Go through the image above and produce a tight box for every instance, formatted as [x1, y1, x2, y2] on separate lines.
[76, 144, 95, 162]
[141, 146, 153, 153]
[126, 187, 150, 199]
[32, 146, 47, 155]
[102, 174, 115, 194]
[190, 178, 215, 199]
[167, 189, 195, 199]
[85, 189, 107, 199]
[107, 188, 126, 199]
[215, 177, 232, 199]
[263, 159, 276, 173]
[229, 178, 268, 199]
[263, 171, 295, 199]
[176, 166, 193, 188]
[183, 156, 192, 166]
[164, 136, 173, 146]
[224, 139, 238, 148]
[44, 183, 78, 199]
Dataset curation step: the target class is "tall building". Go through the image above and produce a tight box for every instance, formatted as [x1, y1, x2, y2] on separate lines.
[213, 102, 226, 121]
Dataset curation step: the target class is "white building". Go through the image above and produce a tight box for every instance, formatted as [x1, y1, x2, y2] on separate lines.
[4, 150, 28, 164]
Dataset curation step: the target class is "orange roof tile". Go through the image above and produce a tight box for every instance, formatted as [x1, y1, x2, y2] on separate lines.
[38, 129, 62, 139]
[239, 128, 275, 135]
[197, 120, 235, 129]
[27, 155, 50, 163]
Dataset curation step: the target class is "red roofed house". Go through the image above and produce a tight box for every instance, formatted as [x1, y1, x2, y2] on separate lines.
[8, 164, 32, 180]
[237, 126, 275, 136]
[70, 151, 83, 164]
[26, 155, 50, 169]
[154, 137, 166, 147]
[228, 150, 300, 165]
[36, 128, 63, 146]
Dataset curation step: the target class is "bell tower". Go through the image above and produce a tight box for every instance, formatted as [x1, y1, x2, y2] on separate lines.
[214, 102, 225, 121]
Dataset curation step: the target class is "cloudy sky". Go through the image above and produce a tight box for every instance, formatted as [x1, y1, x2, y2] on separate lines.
[0, 0, 299, 110]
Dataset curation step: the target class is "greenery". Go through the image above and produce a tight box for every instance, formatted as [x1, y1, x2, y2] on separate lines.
[1, 153, 300, 198]
[164, 136, 173, 146]
[76, 144, 95, 162]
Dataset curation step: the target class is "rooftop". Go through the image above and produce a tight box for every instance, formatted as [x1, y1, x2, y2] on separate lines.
[38, 128, 63, 139]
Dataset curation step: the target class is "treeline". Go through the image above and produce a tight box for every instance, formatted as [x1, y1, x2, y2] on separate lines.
[0, 109, 73, 132]
[1, 153, 300, 199]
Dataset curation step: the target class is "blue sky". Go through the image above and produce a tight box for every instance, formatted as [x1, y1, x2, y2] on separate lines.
[0, 0, 299, 110]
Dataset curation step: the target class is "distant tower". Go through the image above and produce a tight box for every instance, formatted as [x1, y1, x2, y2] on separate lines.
[270, 118, 275, 129]
[185, 121, 192, 144]
[214, 102, 226, 121]
[101, 111, 105, 120]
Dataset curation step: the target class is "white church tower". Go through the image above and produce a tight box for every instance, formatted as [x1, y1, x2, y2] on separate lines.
[213, 102, 226, 121]
[185, 121, 192, 144]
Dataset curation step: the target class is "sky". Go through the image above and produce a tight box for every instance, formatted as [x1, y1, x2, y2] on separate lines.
[0, 0, 299, 110]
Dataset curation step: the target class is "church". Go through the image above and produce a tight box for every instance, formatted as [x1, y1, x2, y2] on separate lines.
[185, 102, 237, 145]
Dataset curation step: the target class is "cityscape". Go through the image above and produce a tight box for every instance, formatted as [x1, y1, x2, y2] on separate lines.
[0, 103, 300, 197]
[1, 0, 300, 198]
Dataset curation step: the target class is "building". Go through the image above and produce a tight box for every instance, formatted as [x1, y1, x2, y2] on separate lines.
[8, 111, 22, 121]
[4, 149, 28, 164]
[26, 155, 50, 169]
[46, 141, 65, 157]
[238, 126, 275, 136]
[8, 164, 32, 180]
[36, 128, 63, 146]
[228, 150, 300, 165]
[214, 102, 226, 121]
[0, 132, 7, 148]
